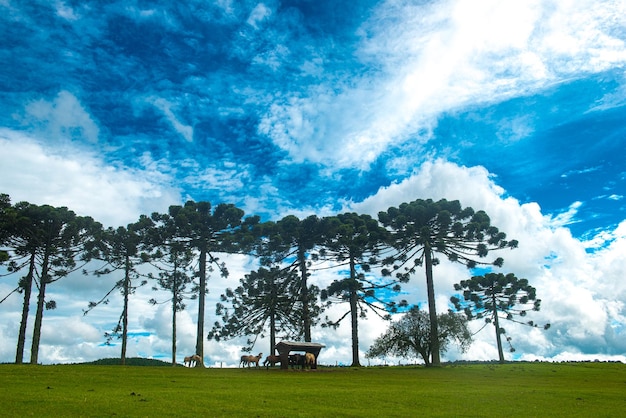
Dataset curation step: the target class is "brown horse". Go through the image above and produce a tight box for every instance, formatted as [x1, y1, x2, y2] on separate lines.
[246, 353, 263, 368]
[263, 354, 281, 369]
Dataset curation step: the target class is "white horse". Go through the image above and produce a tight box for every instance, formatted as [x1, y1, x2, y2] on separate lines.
[184, 354, 203, 367]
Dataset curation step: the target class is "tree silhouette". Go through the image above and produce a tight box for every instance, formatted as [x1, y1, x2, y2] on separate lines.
[209, 266, 304, 354]
[166, 201, 252, 365]
[260, 215, 324, 342]
[451, 272, 549, 363]
[320, 212, 407, 367]
[148, 210, 194, 366]
[379, 199, 517, 366]
[83, 217, 152, 365]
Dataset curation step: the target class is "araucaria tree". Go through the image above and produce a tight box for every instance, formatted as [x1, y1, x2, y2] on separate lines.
[83, 218, 152, 365]
[451, 272, 549, 363]
[166, 201, 251, 365]
[261, 215, 324, 342]
[320, 213, 407, 367]
[378, 199, 517, 366]
[148, 210, 194, 366]
[209, 266, 303, 354]
[1, 200, 101, 364]
[366, 307, 472, 366]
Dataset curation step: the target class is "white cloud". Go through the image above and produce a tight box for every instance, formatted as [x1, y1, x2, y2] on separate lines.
[259, 0, 626, 170]
[0, 129, 181, 228]
[247, 3, 272, 29]
[23, 90, 100, 143]
[148, 97, 194, 142]
[55, 1, 79, 21]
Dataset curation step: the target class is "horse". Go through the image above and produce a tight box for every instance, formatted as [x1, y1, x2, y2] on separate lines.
[304, 352, 316, 369]
[239, 355, 249, 368]
[246, 353, 263, 368]
[191, 354, 203, 367]
[289, 354, 304, 369]
[263, 354, 281, 369]
[184, 354, 202, 367]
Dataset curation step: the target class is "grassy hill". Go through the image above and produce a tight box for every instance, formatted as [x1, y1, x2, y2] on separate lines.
[80, 357, 180, 366]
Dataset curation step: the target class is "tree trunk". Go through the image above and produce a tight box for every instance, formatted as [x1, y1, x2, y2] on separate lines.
[349, 256, 361, 367]
[492, 293, 505, 363]
[298, 248, 311, 342]
[31, 245, 51, 365]
[172, 298, 177, 366]
[171, 261, 178, 367]
[269, 272, 276, 355]
[195, 249, 206, 366]
[424, 245, 441, 366]
[120, 255, 130, 365]
[16, 251, 36, 364]
[269, 308, 276, 355]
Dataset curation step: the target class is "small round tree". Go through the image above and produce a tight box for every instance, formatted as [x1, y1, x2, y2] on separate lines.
[365, 307, 472, 366]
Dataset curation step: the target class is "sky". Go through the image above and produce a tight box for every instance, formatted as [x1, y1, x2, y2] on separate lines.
[1, 0, 625, 366]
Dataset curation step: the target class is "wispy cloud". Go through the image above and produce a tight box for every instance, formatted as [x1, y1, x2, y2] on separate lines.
[22, 91, 100, 143]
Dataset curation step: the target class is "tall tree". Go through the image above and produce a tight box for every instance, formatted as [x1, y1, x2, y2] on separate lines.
[4, 201, 49, 364]
[27, 205, 101, 364]
[167, 201, 252, 365]
[378, 199, 517, 366]
[148, 210, 194, 366]
[366, 307, 472, 366]
[451, 272, 549, 363]
[0, 196, 37, 364]
[208, 266, 303, 354]
[261, 215, 324, 342]
[320, 213, 407, 367]
[83, 217, 152, 365]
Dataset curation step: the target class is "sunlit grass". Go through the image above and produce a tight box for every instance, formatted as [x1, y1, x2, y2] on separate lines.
[1, 362, 624, 417]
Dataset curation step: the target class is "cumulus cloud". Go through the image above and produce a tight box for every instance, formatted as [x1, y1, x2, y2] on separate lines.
[0, 129, 180, 228]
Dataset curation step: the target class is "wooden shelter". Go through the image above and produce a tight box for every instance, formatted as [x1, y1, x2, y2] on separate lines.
[275, 341, 325, 369]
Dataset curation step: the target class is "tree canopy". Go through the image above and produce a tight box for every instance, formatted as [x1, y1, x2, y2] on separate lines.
[451, 272, 549, 363]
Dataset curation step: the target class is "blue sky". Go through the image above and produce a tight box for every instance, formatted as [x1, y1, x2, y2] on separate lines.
[1, 0, 625, 365]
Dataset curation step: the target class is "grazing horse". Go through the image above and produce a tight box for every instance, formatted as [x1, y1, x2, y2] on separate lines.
[184, 354, 202, 367]
[304, 353, 316, 369]
[246, 353, 263, 368]
[191, 354, 202, 367]
[263, 354, 281, 369]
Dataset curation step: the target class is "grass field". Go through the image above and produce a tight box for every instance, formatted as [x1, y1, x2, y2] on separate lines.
[1, 362, 624, 417]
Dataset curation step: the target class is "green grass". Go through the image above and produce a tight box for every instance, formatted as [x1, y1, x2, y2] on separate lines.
[0, 362, 624, 417]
